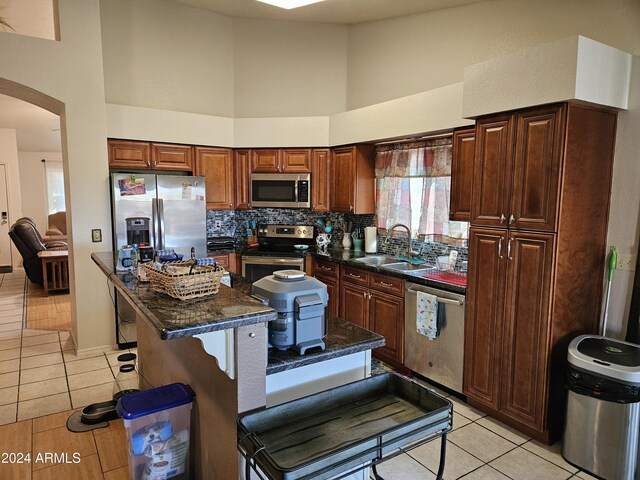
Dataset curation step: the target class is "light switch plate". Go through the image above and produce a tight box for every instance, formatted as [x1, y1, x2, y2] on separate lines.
[617, 253, 636, 271]
[91, 229, 102, 243]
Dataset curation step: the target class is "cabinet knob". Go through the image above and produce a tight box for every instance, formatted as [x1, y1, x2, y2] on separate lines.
[509, 214, 515, 225]
[249, 332, 256, 338]
[500, 214, 506, 224]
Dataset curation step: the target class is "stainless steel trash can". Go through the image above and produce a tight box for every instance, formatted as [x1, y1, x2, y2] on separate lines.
[562, 335, 640, 480]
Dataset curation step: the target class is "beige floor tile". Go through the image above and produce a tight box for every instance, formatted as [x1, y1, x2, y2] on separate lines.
[32, 453, 105, 479]
[0, 358, 20, 374]
[0, 298, 24, 307]
[522, 440, 579, 473]
[452, 411, 473, 431]
[0, 402, 17, 425]
[20, 363, 66, 384]
[0, 321, 24, 332]
[23, 328, 58, 337]
[21, 342, 61, 358]
[60, 337, 75, 351]
[476, 416, 530, 445]
[94, 427, 129, 472]
[576, 470, 599, 479]
[58, 330, 71, 340]
[68, 368, 114, 391]
[0, 347, 21, 361]
[106, 351, 134, 367]
[19, 376, 68, 401]
[17, 392, 71, 421]
[0, 370, 19, 388]
[70, 382, 113, 409]
[0, 337, 21, 350]
[459, 464, 511, 479]
[374, 452, 436, 479]
[0, 308, 24, 318]
[65, 355, 110, 375]
[448, 423, 517, 463]
[490, 447, 573, 480]
[32, 425, 97, 471]
[20, 352, 63, 369]
[22, 332, 60, 347]
[103, 466, 131, 480]
[93, 417, 124, 436]
[0, 419, 32, 479]
[33, 409, 76, 433]
[448, 396, 488, 421]
[63, 349, 106, 363]
[0, 329, 22, 340]
[409, 436, 484, 479]
[0, 385, 18, 405]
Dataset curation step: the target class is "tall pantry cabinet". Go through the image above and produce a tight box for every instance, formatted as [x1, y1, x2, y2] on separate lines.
[463, 103, 617, 443]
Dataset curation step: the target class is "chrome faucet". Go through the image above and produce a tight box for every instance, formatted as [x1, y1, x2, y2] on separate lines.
[385, 223, 420, 259]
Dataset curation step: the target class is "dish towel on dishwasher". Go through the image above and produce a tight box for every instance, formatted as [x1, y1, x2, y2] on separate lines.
[416, 291, 443, 340]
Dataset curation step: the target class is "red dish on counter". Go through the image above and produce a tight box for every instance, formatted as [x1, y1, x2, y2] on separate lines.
[423, 271, 467, 287]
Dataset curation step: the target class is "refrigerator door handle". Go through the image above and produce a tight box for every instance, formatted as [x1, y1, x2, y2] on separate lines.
[151, 199, 158, 249]
[158, 198, 165, 250]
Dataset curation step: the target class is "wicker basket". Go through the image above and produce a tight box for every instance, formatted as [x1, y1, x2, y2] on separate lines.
[142, 261, 225, 301]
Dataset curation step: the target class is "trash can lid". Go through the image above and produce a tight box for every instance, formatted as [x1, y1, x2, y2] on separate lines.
[116, 382, 195, 420]
[568, 335, 640, 385]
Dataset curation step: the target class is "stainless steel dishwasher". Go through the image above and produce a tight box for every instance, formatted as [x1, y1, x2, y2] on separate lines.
[404, 282, 465, 393]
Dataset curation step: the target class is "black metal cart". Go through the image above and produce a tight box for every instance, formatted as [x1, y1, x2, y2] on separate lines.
[238, 372, 452, 480]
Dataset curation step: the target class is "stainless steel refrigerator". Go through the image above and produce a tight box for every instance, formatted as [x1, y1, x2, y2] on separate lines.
[110, 172, 207, 347]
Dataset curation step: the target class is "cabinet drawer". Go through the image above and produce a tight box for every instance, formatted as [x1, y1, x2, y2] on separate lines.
[212, 254, 229, 269]
[342, 265, 369, 286]
[315, 258, 339, 279]
[370, 273, 404, 297]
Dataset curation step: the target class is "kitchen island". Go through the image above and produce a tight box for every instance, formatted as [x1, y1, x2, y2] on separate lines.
[91, 252, 384, 479]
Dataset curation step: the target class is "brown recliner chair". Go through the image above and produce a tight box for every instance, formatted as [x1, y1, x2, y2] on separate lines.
[45, 211, 67, 242]
[8, 218, 67, 285]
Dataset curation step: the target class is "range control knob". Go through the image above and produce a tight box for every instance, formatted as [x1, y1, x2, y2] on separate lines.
[298, 229, 302, 234]
[303, 229, 307, 234]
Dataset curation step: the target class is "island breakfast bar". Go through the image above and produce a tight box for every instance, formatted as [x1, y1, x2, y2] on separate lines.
[91, 252, 385, 479]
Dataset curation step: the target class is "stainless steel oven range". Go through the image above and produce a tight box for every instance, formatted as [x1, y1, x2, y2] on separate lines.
[241, 224, 314, 283]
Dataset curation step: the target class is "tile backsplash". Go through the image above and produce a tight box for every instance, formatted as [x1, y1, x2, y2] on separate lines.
[207, 208, 468, 269]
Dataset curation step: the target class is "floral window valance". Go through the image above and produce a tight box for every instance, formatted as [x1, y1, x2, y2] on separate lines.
[375, 138, 453, 178]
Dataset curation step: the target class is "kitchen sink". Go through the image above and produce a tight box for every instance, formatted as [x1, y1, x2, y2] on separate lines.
[382, 262, 435, 272]
[353, 256, 400, 266]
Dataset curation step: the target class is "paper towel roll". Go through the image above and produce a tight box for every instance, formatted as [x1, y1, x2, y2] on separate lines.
[365, 226, 377, 253]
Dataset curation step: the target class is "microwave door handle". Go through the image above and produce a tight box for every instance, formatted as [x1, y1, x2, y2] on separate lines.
[295, 180, 299, 206]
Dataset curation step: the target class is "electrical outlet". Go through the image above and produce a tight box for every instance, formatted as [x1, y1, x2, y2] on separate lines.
[91, 229, 102, 243]
[214, 220, 222, 230]
[617, 253, 636, 271]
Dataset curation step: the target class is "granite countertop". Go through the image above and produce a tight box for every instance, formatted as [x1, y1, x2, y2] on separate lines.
[266, 315, 385, 375]
[311, 249, 467, 294]
[91, 252, 276, 340]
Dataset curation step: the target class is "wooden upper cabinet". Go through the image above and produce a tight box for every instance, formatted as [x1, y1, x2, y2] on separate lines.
[281, 149, 311, 172]
[330, 145, 375, 214]
[151, 143, 194, 171]
[500, 231, 555, 430]
[250, 149, 281, 173]
[108, 140, 151, 169]
[311, 149, 330, 212]
[234, 150, 251, 210]
[194, 147, 234, 210]
[450, 127, 476, 222]
[471, 114, 515, 227]
[464, 227, 507, 412]
[510, 105, 565, 232]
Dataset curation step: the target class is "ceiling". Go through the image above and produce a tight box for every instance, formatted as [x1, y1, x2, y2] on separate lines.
[171, 0, 488, 24]
[0, 0, 487, 153]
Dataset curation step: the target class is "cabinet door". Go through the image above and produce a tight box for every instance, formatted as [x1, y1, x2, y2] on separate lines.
[330, 146, 355, 213]
[194, 147, 234, 210]
[463, 227, 508, 411]
[251, 149, 281, 173]
[151, 143, 194, 171]
[108, 140, 151, 169]
[316, 273, 340, 318]
[282, 149, 311, 173]
[470, 114, 515, 227]
[212, 254, 229, 270]
[510, 105, 565, 232]
[500, 231, 554, 430]
[369, 289, 404, 364]
[450, 127, 475, 221]
[340, 282, 368, 329]
[311, 149, 330, 212]
[234, 150, 251, 210]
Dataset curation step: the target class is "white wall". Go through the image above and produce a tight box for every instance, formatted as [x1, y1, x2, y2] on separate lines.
[347, 0, 640, 110]
[0, 129, 21, 267]
[0, 0, 56, 40]
[99, 0, 234, 117]
[17, 151, 62, 233]
[0, 0, 113, 351]
[232, 18, 348, 118]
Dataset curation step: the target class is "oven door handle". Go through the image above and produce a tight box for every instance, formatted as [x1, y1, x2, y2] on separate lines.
[241, 256, 305, 266]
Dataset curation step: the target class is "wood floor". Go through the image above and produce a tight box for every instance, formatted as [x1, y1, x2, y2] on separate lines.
[0, 409, 130, 479]
[25, 283, 71, 331]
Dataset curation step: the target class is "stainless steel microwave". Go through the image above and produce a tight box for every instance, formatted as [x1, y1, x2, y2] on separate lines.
[250, 173, 311, 209]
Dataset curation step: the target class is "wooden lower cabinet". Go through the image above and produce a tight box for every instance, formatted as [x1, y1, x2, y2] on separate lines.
[464, 227, 556, 440]
[339, 281, 368, 329]
[316, 272, 340, 318]
[369, 290, 404, 365]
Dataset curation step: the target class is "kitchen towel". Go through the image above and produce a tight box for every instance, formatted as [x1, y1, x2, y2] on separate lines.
[416, 291, 443, 340]
[365, 226, 377, 253]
